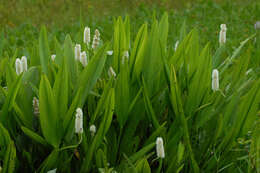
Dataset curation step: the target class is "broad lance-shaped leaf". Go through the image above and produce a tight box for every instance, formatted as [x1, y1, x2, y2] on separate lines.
[0, 74, 22, 131]
[21, 126, 49, 147]
[63, 35, 78, 87]
[80, 88, 115, 173]
[167, 64, 200, 173]
[115, 61, 130, 128]
[78, 43, 109, 106]
[39, 26, 51, 74]
[130, 23, 147, 78]
[53, 56, 69, 118]
[39, 75, 61, 148]
[2, 141, 16, 173]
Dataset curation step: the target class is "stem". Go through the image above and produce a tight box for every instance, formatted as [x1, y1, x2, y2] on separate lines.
[59, 133, 83, 152]
[156, 159, 163, 173]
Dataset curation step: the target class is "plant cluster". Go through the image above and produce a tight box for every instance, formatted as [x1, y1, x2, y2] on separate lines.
[0, 13, 259, 173]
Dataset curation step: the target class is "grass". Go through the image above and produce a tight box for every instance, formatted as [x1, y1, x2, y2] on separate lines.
[0, 0, 259, 172]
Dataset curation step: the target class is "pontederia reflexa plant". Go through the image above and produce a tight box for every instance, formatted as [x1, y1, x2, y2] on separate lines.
[0, 11, 259, 173]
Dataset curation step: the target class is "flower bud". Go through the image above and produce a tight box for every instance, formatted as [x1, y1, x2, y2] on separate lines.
[156, 137, 165, 158]
[89, 124, 96, 136]
[108, 66, 116, 78]
[84, 27, 91, 44]
[92, 29, 100, 50]
[32, 97, 39, 116]
[75, 108, 83, 134]
[174, 40, 179, 51]
[122, 51, 129, 65]
[219, 24, 227, 45]
[15, 58, 23, 75]
[75, 44, 81, 61]
[51, 54, 56, 61]
[47, 168, 57, 173]
[80, 51, 88, 67]
[212, 69, 219, 91]
[21, 56, 28, 72]
[107, 50, 113, 55]
[255, 21, 260, 30]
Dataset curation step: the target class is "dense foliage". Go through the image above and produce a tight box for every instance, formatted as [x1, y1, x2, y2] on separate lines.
[0, 1, 259, 172]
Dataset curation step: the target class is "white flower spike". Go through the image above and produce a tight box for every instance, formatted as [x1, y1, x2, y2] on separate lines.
[89, 124, 96, 136]
[255, 21, 260, 30]
[32, 97, 39, 116]
[174, 40, 179, 51]
[92, 29, 100, 50]
[107, 50, 113, 55]
[219, 24, 227, 45]
[75, 108, 83, 134]
[156, 137, 165, 158]
[51, 54, 56, 61]
[80, 51, 88, 67]
[75, 44, 81, 61]
[84, 27, 91, 45]
[108, 66, 116, 78]
[21, 56, 28, 72]
[47, 168, 57, 173]
[15, 58, 23, 75]
[212, 69, 219, 91]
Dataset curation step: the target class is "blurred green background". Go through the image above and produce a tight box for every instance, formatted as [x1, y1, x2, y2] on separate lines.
[0, 0, 260, 56]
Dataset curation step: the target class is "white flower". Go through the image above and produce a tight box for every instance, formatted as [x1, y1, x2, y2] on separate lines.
[108, 67, 116, 78]
[80, 51, 88, 67]
[32, 97, 39, 116]
[174, 40, 179, 51]
[92, 29, 100, 50]
[122, 51, 129, 65]
[47, 168, 57, 173]
[84, 27, 91, 44]
[75, 44, 81, 61]
[212, 69, 219, 91]
[107, 50, 113, 55]
[15, 58, 23, 75]
[89, 124, 96, 136]
[255, 21, 260, 30]
[219, 24, 227, 45]
[75, 108, 83, 134]
[156, 137, 165, 158]
[21, 56, 27, 72]
[51, 54, 56, 61]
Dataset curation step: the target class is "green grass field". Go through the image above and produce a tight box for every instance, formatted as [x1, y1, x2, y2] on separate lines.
[0, 0, 259, 172]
